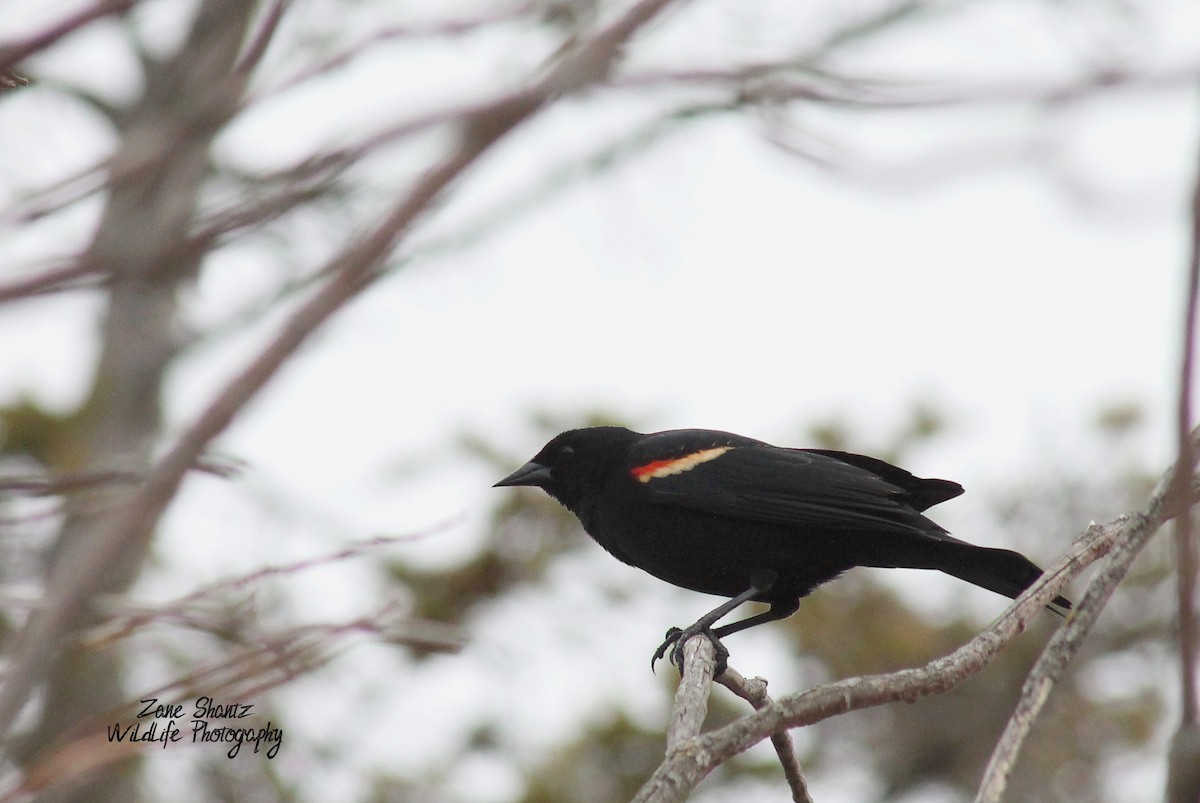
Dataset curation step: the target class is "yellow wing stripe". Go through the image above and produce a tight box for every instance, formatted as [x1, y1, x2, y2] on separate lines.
[630, 447, 731, 482]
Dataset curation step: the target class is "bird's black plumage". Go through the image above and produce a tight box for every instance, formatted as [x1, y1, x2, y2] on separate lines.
[495, 426, 1070, 671]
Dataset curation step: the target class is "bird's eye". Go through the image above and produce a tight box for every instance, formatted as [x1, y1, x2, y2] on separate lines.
[560, 446, 576, 459]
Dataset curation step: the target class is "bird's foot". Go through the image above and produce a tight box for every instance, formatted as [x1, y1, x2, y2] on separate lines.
[651, 624, 729, 677]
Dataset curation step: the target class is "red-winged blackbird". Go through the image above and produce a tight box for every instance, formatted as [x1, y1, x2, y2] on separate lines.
[495, 426, 1071, 672]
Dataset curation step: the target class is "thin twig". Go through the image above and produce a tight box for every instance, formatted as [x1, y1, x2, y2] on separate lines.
[80, 518, 463, 649]
[0, 156, 111, 228]
[253, 2, 539, 101]
[233, 0, 290, 76]
[717, 668, 813, 803]
[615, 61, 1200, 111]
[0, 458, 239, 497]
[0, 261, 102, 304]
[0, 0, 138, 73]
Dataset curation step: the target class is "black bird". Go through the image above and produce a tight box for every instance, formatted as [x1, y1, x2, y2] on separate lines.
[495, 426, 1070, 672]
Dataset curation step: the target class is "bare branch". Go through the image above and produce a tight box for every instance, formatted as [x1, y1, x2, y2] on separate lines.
[717, 668, 813, 803]
[0, 458, 239, 497]
[635, 636, 717, 803]
[8, 2, 1190, 797]
[0, 0, 139, 74]
[665, 636, 717, 752]
[254, 2, 540, 100]
[1174, 122, 1200, 730]
[80, 519, 464, 650]
[0, 157, 111, 229]
[641, 646, 815, 803]
[1165, 104, 1200, 803]
[399, 98, 732, 267]
[976, 427, 1200, 803]
[0, 0, 260, 747]
[233, 0, 290, 76]
[4, 599, 461, 801]
[616, 61, 1200, 111]
[0, 260, 103, 303]
[0, 0, 685, 746]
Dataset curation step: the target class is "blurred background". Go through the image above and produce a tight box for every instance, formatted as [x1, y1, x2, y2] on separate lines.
[0, 1, 1196, 801]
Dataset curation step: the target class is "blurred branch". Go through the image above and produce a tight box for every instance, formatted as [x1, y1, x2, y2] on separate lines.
[618, 0, 938, 97]
[1176, 118, 1200, 724]
[5, 599, 461, 801]
[0, 156, 345, 308]
[185, 97, 730, 347]
[189, 171, 344, 249]
[6, 6, 1192, 309]
[233, 0, 289, 76]
[0, 0, 685, 747]
[0, 69, 29, 90]
[617, 60, 1200, 111]
[0, 260, 103, 303]
[1166, 109, 1200, 803]
[0, 160, 110, 229]
[80, 519, 464, 650]
[0, 0, 260, 754]
[202, 58, 1200, 329]
[614, 57, 1200, 198]
[0, 457, 239, 497]
[0, 0, 138, 74]
[399, 99, 734, 265]
[254, 2, 539, 99]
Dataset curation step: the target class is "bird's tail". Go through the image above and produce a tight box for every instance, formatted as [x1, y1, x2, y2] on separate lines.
[934, 543, 1072, 616]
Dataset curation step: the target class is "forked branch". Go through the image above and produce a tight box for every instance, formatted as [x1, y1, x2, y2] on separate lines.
[639, 430, 1200, 803]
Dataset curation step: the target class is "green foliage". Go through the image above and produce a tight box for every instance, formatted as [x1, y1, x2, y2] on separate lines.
[0, 396, 81, 467]
[521, 715, 666, 803]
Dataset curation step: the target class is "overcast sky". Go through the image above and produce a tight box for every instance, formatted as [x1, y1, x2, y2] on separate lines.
[1, 2, 1199, 800]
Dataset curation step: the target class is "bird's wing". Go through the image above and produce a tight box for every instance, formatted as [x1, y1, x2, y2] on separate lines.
[632, 444, 960, 537]
[800, 449, 964, 511]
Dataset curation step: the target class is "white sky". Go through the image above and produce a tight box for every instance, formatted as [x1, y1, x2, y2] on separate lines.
[1, 1, 1199, 801]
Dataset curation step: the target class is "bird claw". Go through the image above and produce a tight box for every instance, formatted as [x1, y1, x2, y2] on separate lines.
[650, 625, 729, 677]
[650, 627, 683, 672]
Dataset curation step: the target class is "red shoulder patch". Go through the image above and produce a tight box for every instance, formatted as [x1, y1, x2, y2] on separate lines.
[630, 447, 731, 482]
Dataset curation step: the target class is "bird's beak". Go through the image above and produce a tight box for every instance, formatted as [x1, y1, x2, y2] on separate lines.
[494, 461, 553, 488]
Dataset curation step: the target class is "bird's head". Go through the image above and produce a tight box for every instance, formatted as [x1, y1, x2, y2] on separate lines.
[494, 426, 639, 512]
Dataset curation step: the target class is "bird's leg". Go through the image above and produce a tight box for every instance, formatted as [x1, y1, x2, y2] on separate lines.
[652, 571, 782, 676]
[651, 588, 753, 675]
[712, 597, 799, 639]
